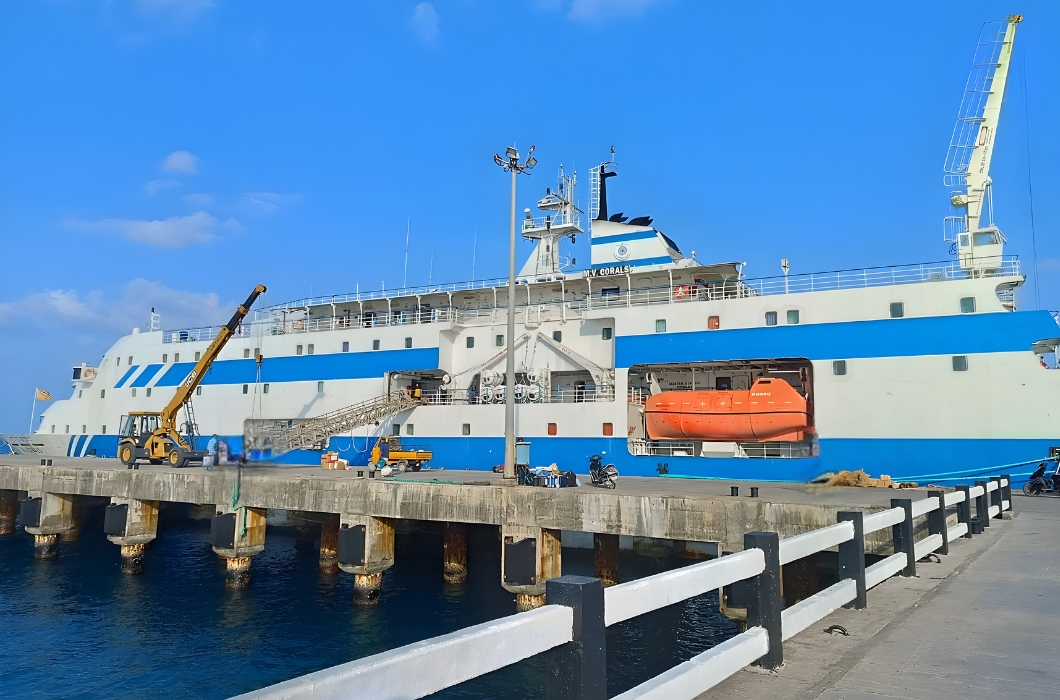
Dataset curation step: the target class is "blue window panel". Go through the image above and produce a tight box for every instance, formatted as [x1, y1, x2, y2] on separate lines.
[129, 364, 164, 388]
[114, 365, 139, 388]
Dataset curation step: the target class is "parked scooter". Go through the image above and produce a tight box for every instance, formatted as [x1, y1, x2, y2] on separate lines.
[589, 455, 618, 489]
[1023, 462, 1060, 496]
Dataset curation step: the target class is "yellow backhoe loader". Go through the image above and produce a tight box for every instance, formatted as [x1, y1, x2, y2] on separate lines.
[117, 284, 266, 468]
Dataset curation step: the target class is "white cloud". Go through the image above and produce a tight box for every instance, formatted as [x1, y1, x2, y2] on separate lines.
[1039, 259, 1060, 273]
[239, 191, 302, 214]
[0, 279, 233, 335]
[146, 179, 180, 195]
[412, 2, 439, 41]
[184, 192, 215, 205]
[568, 0, 663, 22]
[65, 211, 241, 247]
[162, 150, 199, 174]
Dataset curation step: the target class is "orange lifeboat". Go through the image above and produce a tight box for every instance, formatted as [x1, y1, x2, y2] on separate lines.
[644, 378, 810, 442]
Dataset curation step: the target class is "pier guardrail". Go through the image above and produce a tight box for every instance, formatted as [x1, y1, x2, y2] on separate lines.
[234, 474, 1014, 700]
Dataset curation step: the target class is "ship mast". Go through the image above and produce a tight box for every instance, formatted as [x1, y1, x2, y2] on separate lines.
[943, 15, 1022, 274]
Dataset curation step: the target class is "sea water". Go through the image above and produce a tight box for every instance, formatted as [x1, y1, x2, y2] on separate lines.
[0, 502, 737, 699]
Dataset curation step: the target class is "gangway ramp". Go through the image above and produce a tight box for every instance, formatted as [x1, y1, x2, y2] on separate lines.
[243, 391, 419, 455]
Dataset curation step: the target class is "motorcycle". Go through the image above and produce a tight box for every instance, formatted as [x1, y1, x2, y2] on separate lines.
[589, 455, 618, 489]
[1023, 462, 1060, 496]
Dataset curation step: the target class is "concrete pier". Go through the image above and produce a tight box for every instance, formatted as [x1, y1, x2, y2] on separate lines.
[211, 506, 267, 589]
[503, 526, 562, 610]
[33, 533, 60, 559]
[338, 515, 394, 603]
[105, 498, 159, 574]
[353, 572, 383, 603]
[319, 514, 339, 574]
[0, 490, 18, 534]
[60, 494, 81, 542]
[120, 543, 147, 574]
[593, 533, 620, 587]
[225, 556, 253, 589]
[24, 491, 76, 559]
[443, 522, 467, 584]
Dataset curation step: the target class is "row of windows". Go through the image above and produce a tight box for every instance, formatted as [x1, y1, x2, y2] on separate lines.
[51, 425, 106, 434]
[831, 356, 970, 375]
[385, 422, 616, 437]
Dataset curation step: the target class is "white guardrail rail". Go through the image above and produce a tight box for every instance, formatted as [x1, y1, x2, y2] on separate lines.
[233, 475, 1015, 700]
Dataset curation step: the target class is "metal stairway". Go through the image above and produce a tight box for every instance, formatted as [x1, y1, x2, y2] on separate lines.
[243, 391, 419, 456]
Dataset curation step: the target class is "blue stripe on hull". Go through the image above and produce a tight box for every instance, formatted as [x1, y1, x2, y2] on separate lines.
[130, 364, 164, 387]
[617, 310, 1060, 364]
[114, 365, 139, 388]
[153, 348, 440, 387]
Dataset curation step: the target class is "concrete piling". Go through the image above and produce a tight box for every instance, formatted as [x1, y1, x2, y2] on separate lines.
[0, 490, 18, 535]
[120, 544, 147, 574]
[503, 526, 562, 611]
[60, 495, 82, 542]
[106, 498, 159, 575]
[593, 533, 620, 587]
[225, 556, 254, 589]
[34, 533, 60, 560]
[443, 522, 468, 584]
[353, 572, 383, 603]
[319, 515, 340, 574]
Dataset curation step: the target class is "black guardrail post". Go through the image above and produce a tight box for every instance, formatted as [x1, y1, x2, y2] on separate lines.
[545, 575, 606, 700]
[989, 477, 1003, 519]
[974, 481, 990, 529]
[1000, 474, 1013, 512]
[956, 486, 973, 538]
[745, 531, 782, 669]
[891, 498, 916, 577]
[927, 490, 949, 556]
[837, 511, 866, 609]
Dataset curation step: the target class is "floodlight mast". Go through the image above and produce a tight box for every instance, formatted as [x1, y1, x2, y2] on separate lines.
[492, 144, 536, 480]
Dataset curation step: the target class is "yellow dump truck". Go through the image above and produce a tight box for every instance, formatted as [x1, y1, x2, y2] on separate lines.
[373, 436, 432, 472]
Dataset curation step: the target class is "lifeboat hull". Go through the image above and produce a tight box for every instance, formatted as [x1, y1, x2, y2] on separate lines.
[644, 379, 809, 442]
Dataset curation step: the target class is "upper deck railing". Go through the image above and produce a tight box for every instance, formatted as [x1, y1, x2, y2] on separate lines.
[161, 257, 1022, 343]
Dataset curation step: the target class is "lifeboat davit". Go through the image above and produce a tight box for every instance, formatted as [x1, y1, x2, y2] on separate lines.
[644, 378, 810, 442]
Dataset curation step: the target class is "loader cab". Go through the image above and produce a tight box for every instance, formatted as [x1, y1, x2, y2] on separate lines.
[119, 412, 161, 444]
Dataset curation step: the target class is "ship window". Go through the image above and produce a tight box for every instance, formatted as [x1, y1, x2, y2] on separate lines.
[82, 425, 86, 433]
[128, 356, 132, 365]
[117, 357, 120, 366]
[162, 354, 167, 363]
[602, 287, 620, 297]
[406, 424, 414, 436]
[708, 316, 720, 330]
[553, 330, 562, 342]
[960, 297, 976, 314]
[959, 233, 970, 248]
[547, 423, 558, 436]
[973, 231, 998, 246]
[392, 424, 401, 436]
[100, 390, 105, 398]
[373, 339, 381, 350]
[765, 311, 777, 326]
[242, 384, 248, 394]
[890, 302, 905, 318]
[602, 327, 613, 340]
[102, 425, 106, 434]
[50, 425, 54, 433]
[146, 388, 152, 397]
[405, 337, 412, 349]
[716, 376, 732, 390]
[65, 425, 69, 433]
[254, 347, 260, 359]
[496, 334, 505, 347]
[174, 353, 179, 363]
[786, 310, 800, 325]
[952, 355, 968, 371]
[833, 360, 847, 376]
[78, 390, 82, 398]
[462, 423, 471, 435]
[317, 381, 324, 392]
[342, 341, 350, 353]
[131, 388, 137, 397]
[467, 336, 475, 348]
[603, 423, 613, 436]
[296, 345, 303, 355]
[308, 344, 315, 355]
[196, 386, 202, 396]
[263, 384, 269, 394]
[244, 348, 250, 358]
[655, 319, 666, 333]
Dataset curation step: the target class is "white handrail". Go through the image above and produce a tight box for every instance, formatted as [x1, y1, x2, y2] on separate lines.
[988, 505, 1000, 518]
[604, 549, 764, 627]
[944, 491, 966, 506]
[778, 522, 854, 566]
[865, 553, 907, 589]
[612, 627, 770, 700]
[986, 481, 999, 492]
[781, 579, 857, 641]
[862, 507, 904, 535]
[911, 497, 940, 518]
[231, 605, 573, 700]
[914, 534, 944, 560]
[1001, 499, 1010, 511]
[969, 485, 985, 498]
[948, 522, 969, 540]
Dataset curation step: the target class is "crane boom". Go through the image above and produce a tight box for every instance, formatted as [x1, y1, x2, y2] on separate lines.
[161, 284, 267, 432]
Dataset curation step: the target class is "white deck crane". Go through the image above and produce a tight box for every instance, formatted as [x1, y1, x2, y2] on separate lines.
[943, 15, 1022, 275]
[534, 331, 615, 397]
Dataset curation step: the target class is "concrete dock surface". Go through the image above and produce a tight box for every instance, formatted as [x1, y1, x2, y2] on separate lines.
[698, 494, 1059, 700]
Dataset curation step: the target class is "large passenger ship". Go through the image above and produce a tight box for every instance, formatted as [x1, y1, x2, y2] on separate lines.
[4, 17, 1058, 482]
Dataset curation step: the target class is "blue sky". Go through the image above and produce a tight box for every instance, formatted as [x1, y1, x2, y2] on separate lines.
[1, 0, 1057, 433]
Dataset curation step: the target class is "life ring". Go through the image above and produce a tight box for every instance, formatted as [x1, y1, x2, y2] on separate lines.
[673, 285, 691, 300]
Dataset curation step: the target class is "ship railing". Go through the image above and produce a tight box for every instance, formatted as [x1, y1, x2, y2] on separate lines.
[418, 387, 615, 406]
[265, 277, 512, 311]
[628, 439, 698, 456]
[234, 477, 1015, 700]
[163, 323, 254, 344]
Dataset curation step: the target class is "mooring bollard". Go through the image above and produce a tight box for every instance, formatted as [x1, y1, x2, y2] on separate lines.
[927, 490, 949, 556]
[750, 487, 760, 498]
[731, 486, 740, 497]
[891, 498, 916, 577]
[974, 481, 990, 529]
[837, 511, 866, 609]
[744, 531, 782, 669]
[956, 485, 973, 538]
[545, 575, 606, 700]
